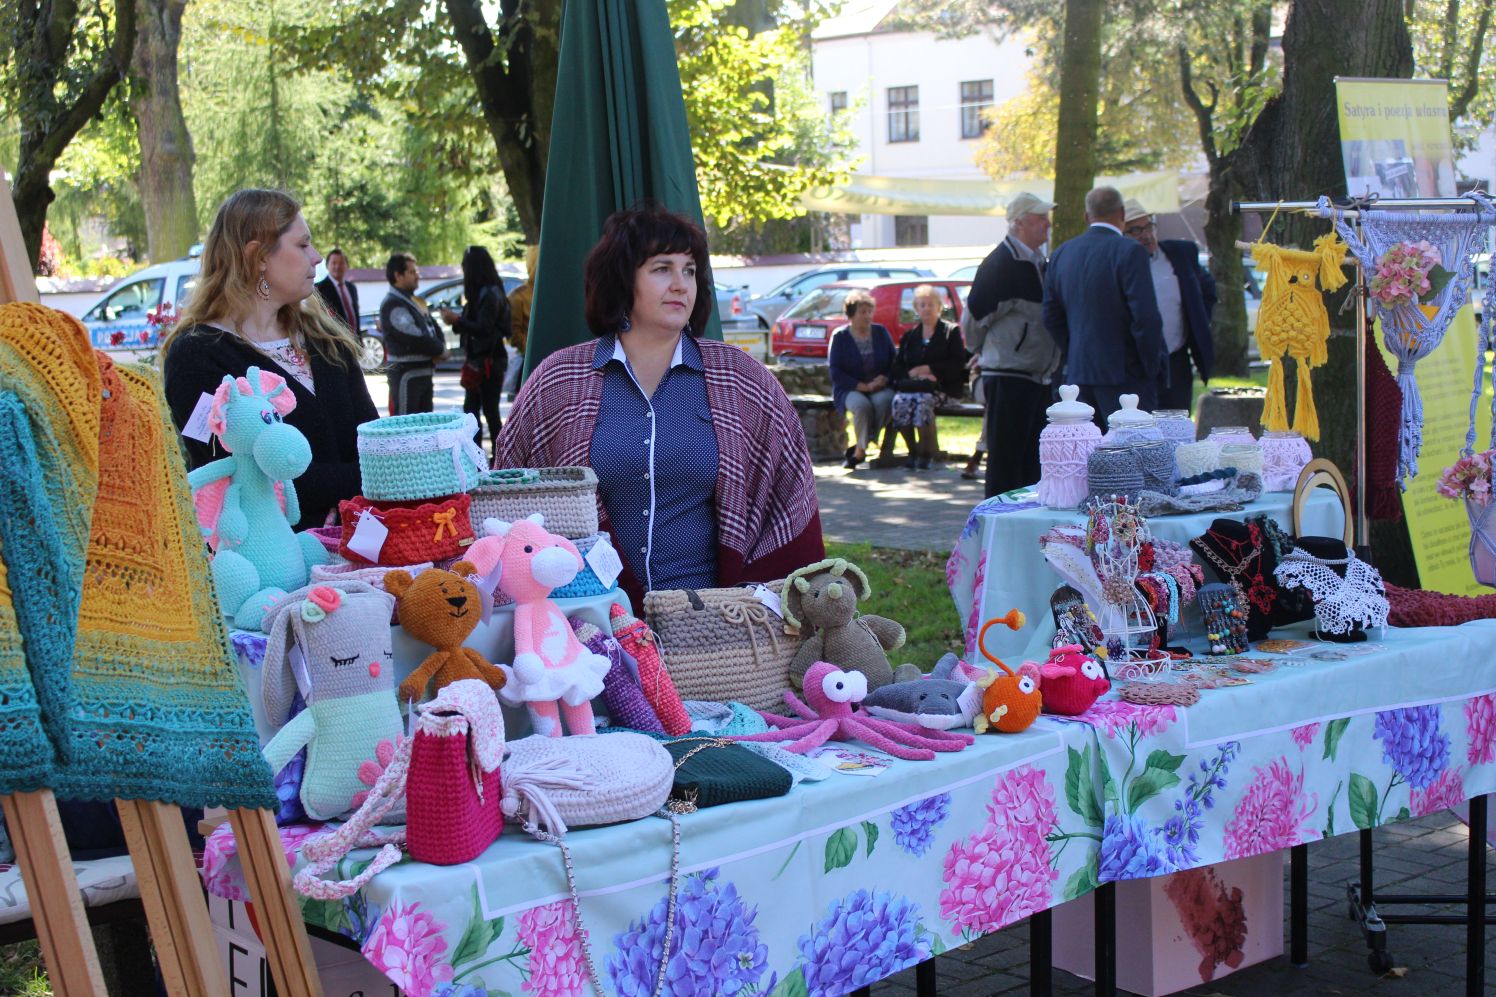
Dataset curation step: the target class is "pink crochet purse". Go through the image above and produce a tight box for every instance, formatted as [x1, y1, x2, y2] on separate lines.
[294, 680, 505, 899]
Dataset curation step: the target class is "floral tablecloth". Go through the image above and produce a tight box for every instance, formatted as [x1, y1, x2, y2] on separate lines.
[201, 617, 1496, 997]
[945, 490, 1346, 662]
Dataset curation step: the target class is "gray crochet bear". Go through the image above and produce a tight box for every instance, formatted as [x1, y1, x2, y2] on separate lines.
[783, 558, 921, 692]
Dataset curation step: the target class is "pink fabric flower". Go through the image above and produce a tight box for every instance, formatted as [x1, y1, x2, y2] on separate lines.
[1290, 723, 1321, 749]
[963, 553, 987, 658]
[1083, 700, 1178, 739]
[1223, 758, 1318, 860]
[351, 737, 403, 810]
[519, 900, 586, 997]
[1466, 693, 1496, 765]
[939, 822, 1056, 934]
[362, 901, 453, 996]
[986, 764, 1058, 838]
[199, 822, 326, 902]
[1411, 767, 1466, 817]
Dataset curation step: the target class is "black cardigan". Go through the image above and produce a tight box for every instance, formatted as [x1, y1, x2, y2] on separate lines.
[163, 325, 378, 529]
[890, 320, 968, 397]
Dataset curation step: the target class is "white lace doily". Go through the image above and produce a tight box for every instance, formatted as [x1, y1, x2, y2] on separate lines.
[1274, 549, 1389, 635]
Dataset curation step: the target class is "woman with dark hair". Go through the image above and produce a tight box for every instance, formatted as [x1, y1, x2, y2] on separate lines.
[439, 245, 510, 450]
[497, 203, 823, 606]
[826, 288, 896, 469]
[163, 188, 377, 529]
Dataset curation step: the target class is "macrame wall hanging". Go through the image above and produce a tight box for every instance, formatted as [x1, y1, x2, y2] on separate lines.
[1458, 249, 1496, 586]
[1251, 232, 1350, 441]
[1320, 193, 1496, 487]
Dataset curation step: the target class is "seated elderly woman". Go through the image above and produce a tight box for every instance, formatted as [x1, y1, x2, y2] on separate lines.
[890, 284, 969, 470]
[496, 204, 825, 607]
[827, 289, 897, 470]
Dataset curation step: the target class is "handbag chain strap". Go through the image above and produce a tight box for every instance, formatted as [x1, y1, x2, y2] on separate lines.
[665, 737, 736, 815]
[526, 809, 681, 997]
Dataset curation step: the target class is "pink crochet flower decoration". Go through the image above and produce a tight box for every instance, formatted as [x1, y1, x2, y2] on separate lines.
[350, 737, 403, 810]
[361, 900, 454, 996]
[1223, 757, 1318, 860]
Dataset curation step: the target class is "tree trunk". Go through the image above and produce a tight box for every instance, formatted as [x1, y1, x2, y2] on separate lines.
[1233, 0, 1415, 580]
[132, 0, 198, 263]
[10, 0, 138, 269]
[1203, 158, 1248, 379]
[1050, 0, 1103, 246]
[445, 0, 559, 244]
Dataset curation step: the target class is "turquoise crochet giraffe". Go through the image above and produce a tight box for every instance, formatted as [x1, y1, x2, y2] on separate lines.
[188, 367, 329, 630]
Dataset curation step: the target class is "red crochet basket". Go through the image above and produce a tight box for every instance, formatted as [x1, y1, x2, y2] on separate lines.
[337, 493, 475, 566]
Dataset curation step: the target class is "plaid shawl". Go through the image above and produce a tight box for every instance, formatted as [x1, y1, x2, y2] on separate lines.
[496, 338, 823, 594]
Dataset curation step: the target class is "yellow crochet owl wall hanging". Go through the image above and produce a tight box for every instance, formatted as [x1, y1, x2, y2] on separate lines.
[1251, 233, 1350, 441]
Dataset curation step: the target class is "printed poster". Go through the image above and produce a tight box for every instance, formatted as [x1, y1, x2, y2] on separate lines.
[1336, 77, 1457, 198]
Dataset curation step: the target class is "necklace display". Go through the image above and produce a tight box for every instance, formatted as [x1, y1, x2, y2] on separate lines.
[1192, 522, 1277, 616]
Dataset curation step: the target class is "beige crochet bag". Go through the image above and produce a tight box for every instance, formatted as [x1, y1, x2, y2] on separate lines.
[643, 584, 801, 712]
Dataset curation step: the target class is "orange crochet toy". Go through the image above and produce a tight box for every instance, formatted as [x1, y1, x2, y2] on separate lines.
[386, 562, 507, 703]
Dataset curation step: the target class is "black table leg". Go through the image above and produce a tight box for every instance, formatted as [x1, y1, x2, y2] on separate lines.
[1031, 908, 1052, 997]
[1468, 794, 1487, 997]
[848, 988, 871, 997]
[1291, 843, 1309, 967]
[915, 957, 937, 997]
[1095, 881, 1116, 996]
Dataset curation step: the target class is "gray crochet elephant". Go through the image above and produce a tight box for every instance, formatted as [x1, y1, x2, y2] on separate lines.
[783, 558, 921, 692]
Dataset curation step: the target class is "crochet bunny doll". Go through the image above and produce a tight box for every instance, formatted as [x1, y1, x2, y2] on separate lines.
[260, 582, 405, 821]
[466, 514, 610, 737]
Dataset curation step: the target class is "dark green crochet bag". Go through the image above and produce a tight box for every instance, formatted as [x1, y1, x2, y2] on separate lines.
[662, 737, 792, 813]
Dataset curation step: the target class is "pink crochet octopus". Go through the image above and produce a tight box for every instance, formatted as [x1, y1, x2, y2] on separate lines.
[733, 661, 973, 761]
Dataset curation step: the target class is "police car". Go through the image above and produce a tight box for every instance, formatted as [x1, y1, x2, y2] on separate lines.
[80, 254, 201, 351]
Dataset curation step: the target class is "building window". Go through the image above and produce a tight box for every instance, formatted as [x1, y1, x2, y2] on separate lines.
[828, 91, 847, 117]
[894, 215, 928, 247]
[960, 80, 994, 139]
[887, 86, 919, 143]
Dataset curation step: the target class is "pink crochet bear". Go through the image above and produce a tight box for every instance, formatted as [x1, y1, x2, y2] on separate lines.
[466, 514, 610, 737]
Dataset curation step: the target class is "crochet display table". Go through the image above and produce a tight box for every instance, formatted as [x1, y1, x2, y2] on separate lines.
[231, 589, 630, 744]
[201, 618, 1496, 997]
[948, 490, 1346, 662]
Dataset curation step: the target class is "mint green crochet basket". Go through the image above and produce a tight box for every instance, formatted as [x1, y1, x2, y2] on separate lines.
[357, 411, 487, 501]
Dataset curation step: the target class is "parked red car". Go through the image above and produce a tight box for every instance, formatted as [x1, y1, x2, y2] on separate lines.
[771, 279, 973, 359]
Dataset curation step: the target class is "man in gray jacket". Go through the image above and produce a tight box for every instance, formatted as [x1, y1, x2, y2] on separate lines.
[965, 192, 1061, 497]
[380, 252, 447, 414]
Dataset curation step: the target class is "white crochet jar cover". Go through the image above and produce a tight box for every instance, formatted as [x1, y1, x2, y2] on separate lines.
[1261, 431, 1313, 491]
[1273, 548, 1390, 635]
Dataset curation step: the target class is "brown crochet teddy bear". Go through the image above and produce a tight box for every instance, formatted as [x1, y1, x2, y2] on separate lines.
[385, 561, 507, 703]
[783, 558, 922, 693]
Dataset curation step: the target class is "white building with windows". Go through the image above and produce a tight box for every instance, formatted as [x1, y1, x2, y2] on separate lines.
[811, 1, 1034, 248]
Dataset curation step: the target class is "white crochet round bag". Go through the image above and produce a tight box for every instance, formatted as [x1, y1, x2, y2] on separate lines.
[502, 732, 674, 834]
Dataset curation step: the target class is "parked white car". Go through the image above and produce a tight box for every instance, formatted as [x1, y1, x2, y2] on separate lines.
[81, 256, 201, 350]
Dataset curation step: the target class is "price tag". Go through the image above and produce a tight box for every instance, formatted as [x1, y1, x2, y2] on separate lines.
[346, 509, 388, 563]
[753, 584, 783, 618]
[181, 392, 217, 444]
[585, 536, 624, 589]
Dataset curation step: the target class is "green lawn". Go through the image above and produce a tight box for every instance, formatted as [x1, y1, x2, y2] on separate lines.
[825, 541, 965, 670]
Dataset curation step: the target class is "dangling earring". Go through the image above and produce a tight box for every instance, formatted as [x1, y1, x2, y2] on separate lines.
[619, 316, 632, 332]
[256, 274, 271, 299]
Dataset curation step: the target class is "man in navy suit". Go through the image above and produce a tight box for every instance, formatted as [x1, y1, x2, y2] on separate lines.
[1123, 199, 1217, 413]
[1042, 186, 1165, 421]
[315, 247, 360, 332]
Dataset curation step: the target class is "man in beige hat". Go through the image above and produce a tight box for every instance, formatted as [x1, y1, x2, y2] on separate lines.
[964, 192, 1062, 496]
[1123, 198, 1216, 412]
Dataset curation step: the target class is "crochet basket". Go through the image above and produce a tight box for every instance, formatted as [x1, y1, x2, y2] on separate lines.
[357, 411, 488, 502]
[337, 493, 475, 566]
[501, 731, 672, 832]
[643, 584, 802, 712]
[548, 533, 618, 600]
[468, 467, 599, 539]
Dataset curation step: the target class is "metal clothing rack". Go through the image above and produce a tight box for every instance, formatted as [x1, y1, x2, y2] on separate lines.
[1234, 194, 1494, 994]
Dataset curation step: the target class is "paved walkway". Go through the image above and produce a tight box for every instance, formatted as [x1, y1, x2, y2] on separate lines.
[399, 373, 1494, 995]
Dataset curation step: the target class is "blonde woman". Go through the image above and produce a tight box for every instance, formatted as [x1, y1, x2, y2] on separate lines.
[162, 188, 377, 529]
[889, 284, 968, 470]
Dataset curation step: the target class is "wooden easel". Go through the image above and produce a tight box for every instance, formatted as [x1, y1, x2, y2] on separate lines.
[0, 174, 323, 996]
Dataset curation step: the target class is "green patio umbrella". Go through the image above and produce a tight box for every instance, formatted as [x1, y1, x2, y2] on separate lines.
[524, 0, 721, 376]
